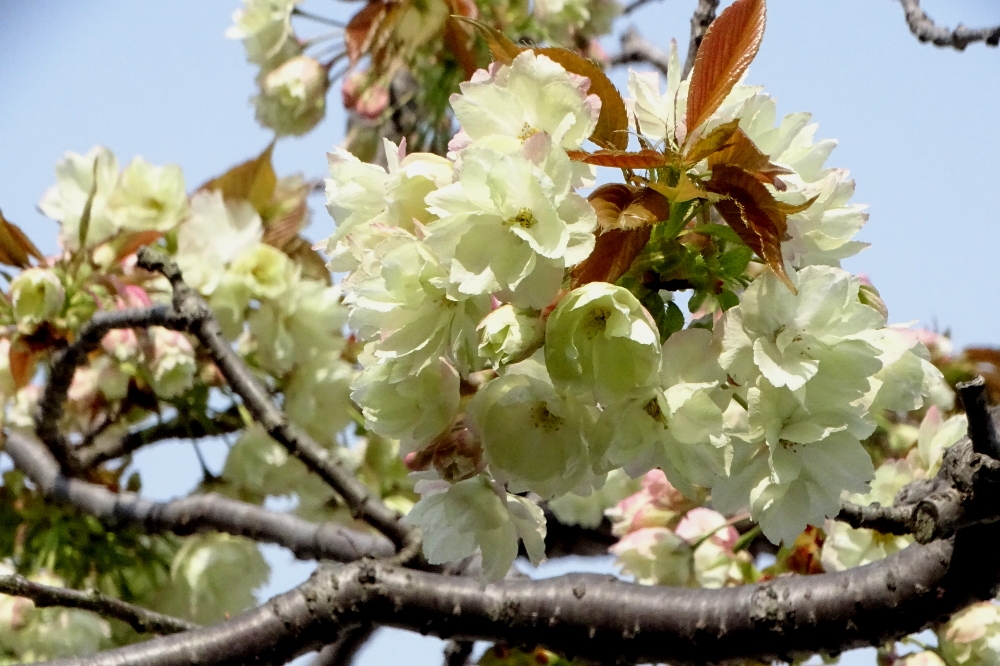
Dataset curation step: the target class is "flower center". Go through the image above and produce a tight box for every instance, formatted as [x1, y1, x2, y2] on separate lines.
[582, 306, 611, 338]
[518, 122, 539, 142]
[643, 398, 667, 425]
[531, 401, 564, 433]
[504, 208, 537, 229]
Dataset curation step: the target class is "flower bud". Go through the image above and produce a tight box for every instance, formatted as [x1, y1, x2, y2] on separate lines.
[0, 338, 17, 399]
[10, 268, 65, 333]
[940, 602, 1000, 666]
[254, 55, 328, 136]
[858, 282, 888, 322]
[477, 304, 543, 368]
[148, 327, 197, 398]
[544, 282, 660, 403]
[341, 71, 389, 120]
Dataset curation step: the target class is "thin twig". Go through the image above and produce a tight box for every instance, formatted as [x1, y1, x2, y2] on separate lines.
[443, 640, 475, 666]
[683, 0, 720, 79]
[134, 247, 419, 556]
[75, 405, 245, 469]
[0, 573, 197, 635]
[622, 0, 661, 15]
[609, 27, 672, 78]
[898, 0, 1000, 50]
[311, 626, 375, 666]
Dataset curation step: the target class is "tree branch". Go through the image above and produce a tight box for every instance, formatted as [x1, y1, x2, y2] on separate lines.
[622, 0, 661, 16]
[683, 0, 720, 79]
[443, 640, 474, 666]
[33, 522, 1000, 666]
[3, 428, 395, 562]
[836, 500, 915, 536]
[609, 27, 672, 78]
[35, 305, 192, 475]
[75, 405, 245, 469]
[898, 0, 1000, 50]
[134, 247, 417, 556]
[958, 376, 1000, 459]
[310, 626, 375, 666]
[0, 573, 197, 636]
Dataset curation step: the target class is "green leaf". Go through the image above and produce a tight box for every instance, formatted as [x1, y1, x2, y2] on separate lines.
[720, 244, 753, 277]
[716, 289, 740, 311]
[690, 223, 744, 245]
[663, 299, 685, 338]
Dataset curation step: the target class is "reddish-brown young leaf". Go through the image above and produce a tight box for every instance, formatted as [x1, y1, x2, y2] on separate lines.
[345, 0, 393, 65]
[114, 230, 163, 261]
[262, 177, 312, 248]
[570, 226, 652, 288]
[708, 127, 793, 189]
[707, 164, 795, 293]
[535, 47, 629, 150]
[449, 0, 479, 19]
[198, 142, 277, 215]
[284, 236, 332, 286]
[0, 209, 44, 268]
[8, 340, 38, 389]
[443, 16, 480, 79]
[588, 184, 636, 231]
[453, 17, 522, 64]
[566, 149, 668, 168]
[683, 119, 741, 165]
[685, 0, 766, 136]
[619, 187, 671, 229]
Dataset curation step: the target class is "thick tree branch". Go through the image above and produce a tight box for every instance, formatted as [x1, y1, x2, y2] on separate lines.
[76, 405, 245, 469]
[0, 573, 196, 636]
[134, 247, 417, 555]
[899, 0, 1000, 50]
[4, 428, 395, 562]
[34, 522, 1000, 666]
[683, 0, 720, 78]
[609, 27, 672, 78]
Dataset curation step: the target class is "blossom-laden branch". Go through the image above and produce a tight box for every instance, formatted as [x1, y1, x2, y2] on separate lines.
[0, 573, 197, 636]
[35, 305, 193, 475]
[3, 429, 395, 562]
[133, 247, 419, 556]
[31, 406, 1000, 666]
[899, 0, 1000, 50]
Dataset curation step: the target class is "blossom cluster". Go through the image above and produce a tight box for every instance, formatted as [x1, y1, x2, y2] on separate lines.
[325, 43, 949, 579]
[0, 141, 355, 660]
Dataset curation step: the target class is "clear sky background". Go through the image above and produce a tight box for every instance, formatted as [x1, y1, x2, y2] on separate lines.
[1, 1, 998, 664]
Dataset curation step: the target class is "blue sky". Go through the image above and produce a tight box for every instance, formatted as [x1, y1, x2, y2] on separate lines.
[1, 1, 998, 664]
